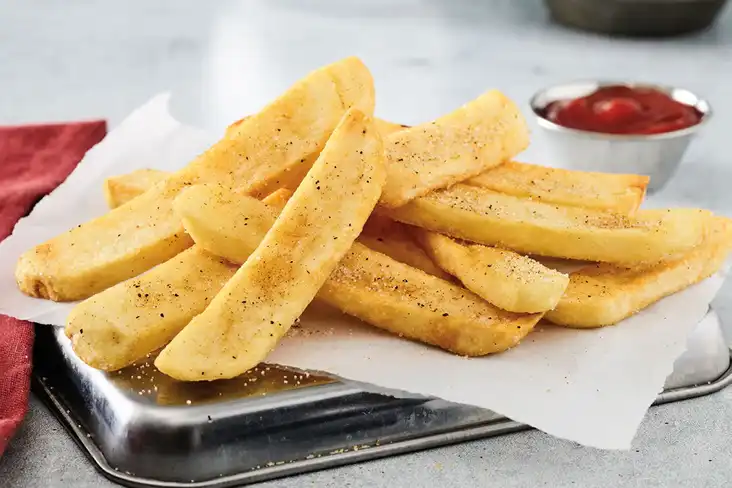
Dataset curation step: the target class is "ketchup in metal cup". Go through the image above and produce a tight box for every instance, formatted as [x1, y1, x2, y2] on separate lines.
[540, 85, 703, 135]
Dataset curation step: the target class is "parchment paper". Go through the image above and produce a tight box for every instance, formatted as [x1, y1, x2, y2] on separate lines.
[0, 95, 725, 449]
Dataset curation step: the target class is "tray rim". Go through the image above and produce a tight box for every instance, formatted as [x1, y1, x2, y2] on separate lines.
[33, 348, 732, 488]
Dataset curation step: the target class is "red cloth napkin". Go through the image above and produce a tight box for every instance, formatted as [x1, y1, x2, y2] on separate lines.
[0, 120, 107, 455]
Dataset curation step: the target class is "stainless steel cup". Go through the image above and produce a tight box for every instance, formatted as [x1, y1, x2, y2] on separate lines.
[530, 81, 711, 193]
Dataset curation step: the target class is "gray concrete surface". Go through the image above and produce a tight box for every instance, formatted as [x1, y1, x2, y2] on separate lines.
[2, 0, 732, 486]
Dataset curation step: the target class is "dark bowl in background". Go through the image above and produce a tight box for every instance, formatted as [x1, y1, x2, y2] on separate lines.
[544, 0, 729, 37]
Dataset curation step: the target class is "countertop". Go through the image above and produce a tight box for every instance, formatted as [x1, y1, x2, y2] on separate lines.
[2, 1, 732, 487]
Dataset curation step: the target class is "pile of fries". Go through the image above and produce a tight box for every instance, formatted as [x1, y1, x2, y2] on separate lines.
[16, 57, 732, 382]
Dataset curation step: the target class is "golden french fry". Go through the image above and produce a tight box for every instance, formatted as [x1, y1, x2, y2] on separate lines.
[169, 56, 374, 198]
[65, 246, 237, 371]
[359, 215, 451, 280]
[17, 57, 374, 301]
[103, 169, 169, 209]
[546, 217, 732, 328]
[155, 108, 386, 380]
[173, 183, 542, 358]
[64, 188, 293, 372]
[16, 179, 196, 301]
[415, 230, 569, 313]
[468, 161, 649, 215]
[386, 184, 709, 265]
[253, 120, 404, 195]
[174, 184, 283, 268]
[322, 243, 542, 356]
[379, 90, 528, 208]
[104, 122, 405, 209]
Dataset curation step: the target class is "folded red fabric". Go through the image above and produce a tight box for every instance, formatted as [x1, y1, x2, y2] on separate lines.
[0, 120, 107, 455]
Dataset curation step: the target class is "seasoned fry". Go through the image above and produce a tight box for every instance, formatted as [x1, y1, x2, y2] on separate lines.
[359, 215, 451, 279]
[173, 184, 542, 357]
[415, 230, 569, 313]
[103, 169, 168, 209]
[468, 161, 649, 215]
[379, 90, 528, 208]
[16, 180, 196, 301]
[155, 108, 386, 380]
[168, 57, 375, 198]
[175, 184, 284, 267]
[322, 243, 542, 356]
[64, 187, 294, 372]
[386, 184, 709, 264]
[224, 116, 401, 197]
[65, 247, 237, 371]
[105, 122, 405, 209]
[546, 217, 732, 328]
[16, 57, 374, 301]
[220, 116, 316, 196]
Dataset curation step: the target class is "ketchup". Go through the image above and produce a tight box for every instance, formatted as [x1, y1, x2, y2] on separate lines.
[540, 86, 703, 135]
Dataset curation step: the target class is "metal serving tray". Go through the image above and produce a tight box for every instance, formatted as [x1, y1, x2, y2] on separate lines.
[34, 309, 732, 488]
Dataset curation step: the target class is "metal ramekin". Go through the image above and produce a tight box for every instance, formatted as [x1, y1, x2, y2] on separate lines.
[530, 80, 712, 193]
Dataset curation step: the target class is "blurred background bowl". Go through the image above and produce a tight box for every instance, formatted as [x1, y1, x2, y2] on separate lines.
[544, 0, 729, 37]
[530, 81, 712, 193]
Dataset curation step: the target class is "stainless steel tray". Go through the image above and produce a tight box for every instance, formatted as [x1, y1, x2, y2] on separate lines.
[33, 308, 732, 488]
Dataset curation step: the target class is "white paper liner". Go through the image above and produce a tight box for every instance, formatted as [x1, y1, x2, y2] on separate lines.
[0, 94, 725, 449]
